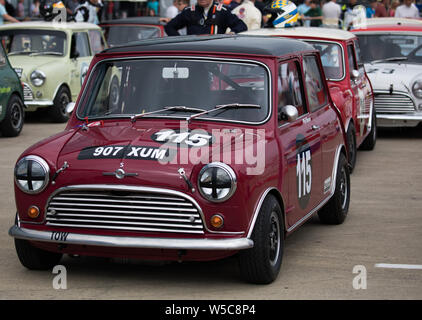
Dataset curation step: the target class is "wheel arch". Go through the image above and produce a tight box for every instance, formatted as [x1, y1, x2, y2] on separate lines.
[53, 83, 72, 102]
[247, 187, 287, 240]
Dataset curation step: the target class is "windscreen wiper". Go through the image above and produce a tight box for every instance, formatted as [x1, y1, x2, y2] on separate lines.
[131, 106, 207, 123]
[370, 57, 408, 64]
[186, 103, 261, 123]
[30, 51, 63, 56]
[8, 50, 36, 56]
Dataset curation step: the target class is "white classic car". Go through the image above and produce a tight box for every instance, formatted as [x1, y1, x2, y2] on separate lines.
[353, 21, 422, 127]
[0, 21, 106, 123]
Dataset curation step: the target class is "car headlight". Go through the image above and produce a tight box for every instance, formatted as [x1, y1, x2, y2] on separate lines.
[14, 156, 50, 194]
[412, 80, 422, 99]
[30, 70, 46, 87]
[198, 162, 237, 203]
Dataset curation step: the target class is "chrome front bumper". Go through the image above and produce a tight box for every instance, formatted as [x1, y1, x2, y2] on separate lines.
[9, 225, 254, 251]
[377, 113, 422, 127]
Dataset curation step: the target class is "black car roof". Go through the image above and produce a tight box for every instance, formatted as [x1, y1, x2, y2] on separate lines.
[102, 34, 315, 57]
[100, 17, 166, 26]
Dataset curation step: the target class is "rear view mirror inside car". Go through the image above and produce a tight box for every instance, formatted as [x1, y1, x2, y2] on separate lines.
[162, 67, 189, 79]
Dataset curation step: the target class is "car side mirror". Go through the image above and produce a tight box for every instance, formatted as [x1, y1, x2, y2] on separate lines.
[65, 102, 76, 116]
[279, 105, 298, 123]
[351, 69, 359, 80]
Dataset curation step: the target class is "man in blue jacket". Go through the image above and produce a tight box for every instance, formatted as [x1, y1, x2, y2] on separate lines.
[165, 0, 248, 36]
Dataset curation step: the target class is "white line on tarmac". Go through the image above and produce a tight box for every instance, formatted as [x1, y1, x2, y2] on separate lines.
[374, 263, 422, 270]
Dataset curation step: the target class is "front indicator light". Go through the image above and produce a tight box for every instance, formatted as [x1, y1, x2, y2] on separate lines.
[210, 214, 224, 229]
[28, 206, 40, 219]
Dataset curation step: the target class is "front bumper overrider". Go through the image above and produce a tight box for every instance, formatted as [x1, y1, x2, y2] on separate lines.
[8, 225, 254, 251]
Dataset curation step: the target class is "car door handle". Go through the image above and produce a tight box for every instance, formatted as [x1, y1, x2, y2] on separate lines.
[312, 125, 320, 130]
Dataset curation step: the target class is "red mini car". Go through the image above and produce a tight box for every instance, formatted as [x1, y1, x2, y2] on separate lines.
[245, 28, 377, 170]
[9, 35, 350, 284]
[100, 17, 166, 47]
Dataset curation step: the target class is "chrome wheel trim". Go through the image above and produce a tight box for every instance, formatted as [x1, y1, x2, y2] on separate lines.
[10, 102, 23, 129]
[340, 167, 348, 210]
[269, 211, 281, 267]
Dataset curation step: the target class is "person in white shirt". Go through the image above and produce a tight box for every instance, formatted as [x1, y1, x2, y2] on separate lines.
[395, 0, 420, 18]
[231, 0, 262, 31]
[322, 0, 341, 19]
[166, 0, 179, 18]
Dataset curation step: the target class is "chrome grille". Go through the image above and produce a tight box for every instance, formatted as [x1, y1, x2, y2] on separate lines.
[45, 188, 205, 234]
[22, 83, 33, 101]
[374, 93, 415, 114]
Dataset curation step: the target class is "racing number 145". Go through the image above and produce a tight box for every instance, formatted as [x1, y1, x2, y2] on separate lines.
[297, 150, 312, 198]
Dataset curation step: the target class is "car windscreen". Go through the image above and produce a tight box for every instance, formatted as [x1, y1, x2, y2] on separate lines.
[357, 33, 422, 64]
[0, 29, 67, 56]
[306, 41, 344, 80]
[103, 25, 161, 46]
[77, 58, 270, 124]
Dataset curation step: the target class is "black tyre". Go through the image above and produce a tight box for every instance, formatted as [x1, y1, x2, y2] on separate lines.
[318, 153, 350, 225]
[1, 95, 24, 137]
[238, 195, 284, 284]
[14, 238, 62, 270]
[49, 86, 71, 123]
[359, 108, 377, 151]
[346, 124, 357, 173]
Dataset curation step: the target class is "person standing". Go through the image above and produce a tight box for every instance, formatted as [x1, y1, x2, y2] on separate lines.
[0, 0, 19, 24]
[303, 0, 323, 27]
[147, 0, 159, 16]
[395, 0, 420, 18]
[166, 0, 180, 18]
[165, 0, 247, 36]
[374, 0, 389, 17]
[366, 0, 377, 18]
[389, 0, 400, 16]
[322, 0, 341, 19]
[231, 0, 261, 30]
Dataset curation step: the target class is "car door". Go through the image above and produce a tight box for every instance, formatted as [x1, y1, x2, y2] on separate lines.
[69, 32, 92, 101]
[353, 39, 372, 141]
[277, 58, 323, 229]
[347, 43, 369, 142]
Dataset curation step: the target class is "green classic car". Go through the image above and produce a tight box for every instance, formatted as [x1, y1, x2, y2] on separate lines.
[0, 21, 106, 123]
[0, 42, 24, 137]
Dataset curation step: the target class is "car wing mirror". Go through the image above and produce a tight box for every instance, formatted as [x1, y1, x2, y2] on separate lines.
[279, 105, 298, 123]
[65, 102, 76, 116]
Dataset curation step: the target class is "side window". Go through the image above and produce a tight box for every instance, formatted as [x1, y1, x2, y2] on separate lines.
[347, 44, 358, 76]
[303, 56, 328, 112]
[71, 33, 90, 58]
[278, 60, 306, 125]
[0, 43, 6, 66]
[354, 40, 363, 68]
[88, 30, 105, 55]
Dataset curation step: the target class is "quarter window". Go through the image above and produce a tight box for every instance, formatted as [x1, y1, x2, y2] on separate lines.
[0, 43, 5, 66]
[278, 60, 306, 124]
[347, 44, 358, 76]
[303, 56, 327, 112]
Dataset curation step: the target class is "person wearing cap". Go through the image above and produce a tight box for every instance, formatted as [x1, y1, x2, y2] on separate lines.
[395, 0, 419, 18]
[231, 0, 262, 31]
[165, 0, 247, 36]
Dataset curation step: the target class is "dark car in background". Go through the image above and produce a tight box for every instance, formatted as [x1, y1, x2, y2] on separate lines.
[100, 17, 166, 47]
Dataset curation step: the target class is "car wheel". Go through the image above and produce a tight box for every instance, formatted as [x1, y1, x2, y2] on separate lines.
[14, 239, 62, 270]
[359, 108, 377, 151]
[346, 124, 357, 173]
[318, 153, 350, 225]
[49, 86, 71, 123]
[108, 76, 120, 110]
[238, 195, 284, 284]
[1, 95, 24, 137]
